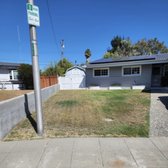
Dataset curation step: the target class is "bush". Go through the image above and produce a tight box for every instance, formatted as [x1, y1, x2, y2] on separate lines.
[18, 64, 34, 89]
[111, 83, 121, 86]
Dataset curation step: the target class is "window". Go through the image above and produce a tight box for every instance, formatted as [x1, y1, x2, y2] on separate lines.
[10, 70, 18, 80]
[132, 67, 140, 75]
[94, 69, 109, 77]
[122, 66, 141, 76]
[123, 68, 131, 75]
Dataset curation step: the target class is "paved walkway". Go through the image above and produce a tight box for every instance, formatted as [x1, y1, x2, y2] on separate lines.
[0, 137, 168, 168]
[150, 89, 168, 137]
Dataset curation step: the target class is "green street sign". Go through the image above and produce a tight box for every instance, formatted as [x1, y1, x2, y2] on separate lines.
[27, 3, 40, 27]
[27, 3, 33, 11]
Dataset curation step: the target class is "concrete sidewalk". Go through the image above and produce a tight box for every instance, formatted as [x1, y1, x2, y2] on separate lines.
[0, 138, 168, 168]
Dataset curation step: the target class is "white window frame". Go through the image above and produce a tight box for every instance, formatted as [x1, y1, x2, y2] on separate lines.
[122, 66, 141, 76]
[93, 68, 109, 77]
[10, 70, 18, 80]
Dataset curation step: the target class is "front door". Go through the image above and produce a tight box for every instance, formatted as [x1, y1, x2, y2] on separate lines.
[151, 65, 162, 87]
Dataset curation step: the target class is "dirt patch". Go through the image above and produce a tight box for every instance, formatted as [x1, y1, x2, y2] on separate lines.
[111, 159, 125, 168]
[0, 90, 32, 101]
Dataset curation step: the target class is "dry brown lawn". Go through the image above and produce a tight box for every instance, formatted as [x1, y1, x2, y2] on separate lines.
[0, 90, 32, 101]
[4, 90, 150, 141]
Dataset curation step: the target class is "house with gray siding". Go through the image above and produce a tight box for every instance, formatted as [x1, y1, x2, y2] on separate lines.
[86, 53, 168, 89]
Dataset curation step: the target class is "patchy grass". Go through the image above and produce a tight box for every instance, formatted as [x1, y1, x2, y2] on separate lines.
[56, 100, 79, 107]
[0, 90, 32, 101]
[4, 90, 150, 141]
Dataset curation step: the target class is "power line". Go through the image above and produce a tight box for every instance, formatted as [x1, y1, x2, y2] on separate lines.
[46, 0, 59, 57]
[17, 25, 24, 63]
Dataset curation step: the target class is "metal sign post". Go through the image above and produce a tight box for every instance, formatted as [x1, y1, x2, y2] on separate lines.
[27, 0, 43, 136]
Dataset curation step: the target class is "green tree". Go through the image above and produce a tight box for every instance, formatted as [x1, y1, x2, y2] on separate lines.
[41, 62, 57, 76]
[134, 38, 168, 55]
[104, 36, 168, 58]
[57, 58, 73, 76]
[42, 58, 73, 76]
[85, 49, 91, 63]
[111, 36, 123, 51]
[18, 64, 33, 89]
[104, 36, 133, 58]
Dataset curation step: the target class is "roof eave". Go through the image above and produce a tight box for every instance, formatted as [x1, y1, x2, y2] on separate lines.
[86, 60, 168, 68]
[66, 66, 86, 73]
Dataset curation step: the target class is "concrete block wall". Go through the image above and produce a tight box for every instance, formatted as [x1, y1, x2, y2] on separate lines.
[0, 84, 60, 139]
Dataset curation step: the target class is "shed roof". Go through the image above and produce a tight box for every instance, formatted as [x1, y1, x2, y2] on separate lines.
[66, 65, 85, 73]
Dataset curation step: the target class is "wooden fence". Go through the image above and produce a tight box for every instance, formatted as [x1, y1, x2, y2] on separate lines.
[40, 76, 58, 88]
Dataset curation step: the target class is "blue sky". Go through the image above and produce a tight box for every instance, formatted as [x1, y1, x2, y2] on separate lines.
[0, 0, 168, 70]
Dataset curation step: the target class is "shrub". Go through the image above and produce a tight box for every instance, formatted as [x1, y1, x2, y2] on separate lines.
[18, 64, 34, 89]
[111, 83, 121, 86]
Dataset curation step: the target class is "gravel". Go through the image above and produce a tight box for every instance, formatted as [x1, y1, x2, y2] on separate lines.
[150, 89, 168, 137]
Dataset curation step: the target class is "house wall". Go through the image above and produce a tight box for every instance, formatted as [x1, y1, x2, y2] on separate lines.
[0, 69, 22, 90]
[86, 64, 152, 88]
[0, 69, 10, 81]
[0, 83, 21, 90]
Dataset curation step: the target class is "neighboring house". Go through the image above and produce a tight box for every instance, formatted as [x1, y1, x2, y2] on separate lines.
[59, 65, 86, 90]
[0, 62, 23, 90]
[86, 53, 168, 89]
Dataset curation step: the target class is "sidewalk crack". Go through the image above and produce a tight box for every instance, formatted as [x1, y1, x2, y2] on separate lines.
[36, 140, 49, 168]
[70, 139, 75, 168]
[123, 139, 139, 168]
[98, 138, 104, 168]
[150, 138, 168, 161]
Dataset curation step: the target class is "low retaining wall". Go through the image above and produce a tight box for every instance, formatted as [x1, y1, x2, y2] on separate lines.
[0, 84, 60, 139]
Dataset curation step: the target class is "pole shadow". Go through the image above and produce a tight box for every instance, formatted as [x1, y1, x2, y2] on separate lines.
[24, 94, 37, 133]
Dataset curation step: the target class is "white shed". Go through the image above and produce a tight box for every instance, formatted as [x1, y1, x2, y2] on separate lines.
[59, 66, 86, 90]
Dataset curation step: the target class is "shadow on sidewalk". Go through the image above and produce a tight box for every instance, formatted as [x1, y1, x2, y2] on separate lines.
[158, 96, 168, 110]
[24, 94, 37, 133]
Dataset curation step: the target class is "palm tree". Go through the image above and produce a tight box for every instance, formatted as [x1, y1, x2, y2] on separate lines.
[85, 49, 91, 63]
